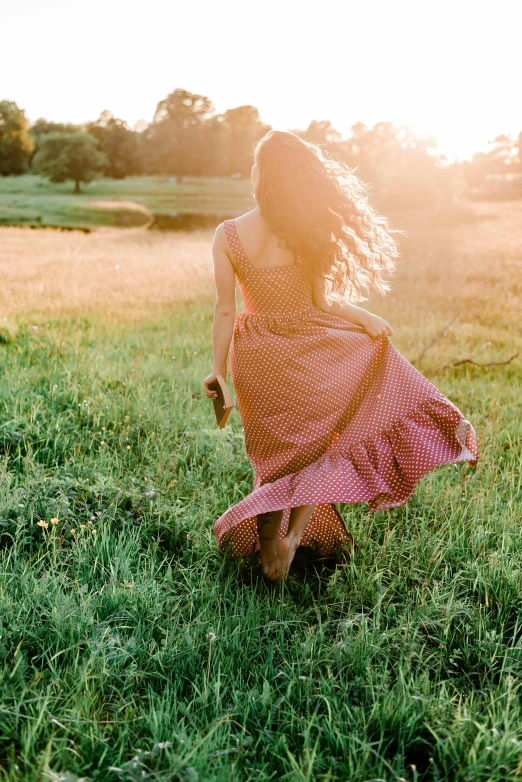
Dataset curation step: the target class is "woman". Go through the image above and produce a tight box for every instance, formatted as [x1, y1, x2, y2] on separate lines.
[203, 130, 478, 583]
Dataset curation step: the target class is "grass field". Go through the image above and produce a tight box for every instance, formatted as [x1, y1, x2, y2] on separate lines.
[1, 201, 522, 780]
[0, 175, 254, 231]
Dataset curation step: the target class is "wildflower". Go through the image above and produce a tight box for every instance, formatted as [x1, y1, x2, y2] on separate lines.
[37, 520, 48, 529]
[153, 741, 172, 751]
[92, 529, 97, 535]
[50, 517, 59, 525]
[71, 529, 76, 535]
[100, 441, 105, 446]
[208, 632, 217, 642]
[80, 524, 86, 529]
[87, 520, 93, 525]
[127, 445, 131, 450]
[125, 416, 130, 421]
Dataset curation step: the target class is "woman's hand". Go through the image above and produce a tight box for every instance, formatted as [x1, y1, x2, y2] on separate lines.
[360, 312, 394, 339]
[311, 284, 393, 339]
[202, 369, 226, 399]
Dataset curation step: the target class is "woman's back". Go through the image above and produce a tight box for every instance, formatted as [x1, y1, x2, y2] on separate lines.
[223, 217, 314, 316]
[233, 211, 296, 270]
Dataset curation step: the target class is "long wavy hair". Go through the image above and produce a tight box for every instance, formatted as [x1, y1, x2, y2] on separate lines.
[253, 130, 401, 301]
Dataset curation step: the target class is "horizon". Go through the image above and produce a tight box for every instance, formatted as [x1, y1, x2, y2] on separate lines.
[2, 0, 521, 163]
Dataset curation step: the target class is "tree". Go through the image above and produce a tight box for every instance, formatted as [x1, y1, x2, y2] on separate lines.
[461, 134, 522, 195]
[336, 121, 448, 210]
[30, 119, 79, 166]
[0, 100, 34, 175]
[87, 110, 141, 178]
[488, 134, 518, 171]
[196, 115, 228, 175]
[31, 118, 79, 139]
[32, 131, 107, 193]
[143, 89, 214, 177]
[218, 106, 270, 175]
[296, 120, 342, 149]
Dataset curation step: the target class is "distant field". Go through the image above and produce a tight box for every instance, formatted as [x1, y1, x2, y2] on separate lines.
[0, 174, 255, 230]
[1, 201, 522, 779]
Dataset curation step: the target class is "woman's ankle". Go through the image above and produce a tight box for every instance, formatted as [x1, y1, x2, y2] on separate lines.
[282, 532, 301, 549]
[259, 534, 278, 556]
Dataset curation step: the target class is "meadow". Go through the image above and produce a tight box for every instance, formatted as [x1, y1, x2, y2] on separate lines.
[0, 175, 254, 231]
[0, 200, 521, 781]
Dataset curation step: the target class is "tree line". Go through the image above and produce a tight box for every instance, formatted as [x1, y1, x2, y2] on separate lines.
[1, 89, 521, 208]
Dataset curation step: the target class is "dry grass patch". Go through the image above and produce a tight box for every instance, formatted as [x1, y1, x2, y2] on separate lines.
[0, 226, 214, 320]
[369, 201, 522, 366]
[1, 200, 521, 367]
[87, 200, 151, 213]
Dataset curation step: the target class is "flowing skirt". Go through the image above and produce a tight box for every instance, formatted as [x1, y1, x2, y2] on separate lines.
[213, 308, 478, 556]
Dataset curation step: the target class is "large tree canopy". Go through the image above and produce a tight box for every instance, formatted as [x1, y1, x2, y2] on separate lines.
[32, 131, 107, 193]
[31, 119, 79, 139]
[219, 106, 270, 176]
[460, 133, 522, 194]
[297, 120, 342, 149]
[143, 89, 214, 177]
[87, 111, 141, 179]
[338, 121, 448, 210]
[142, 93, 271, 178]
[0, 101, 34, 175]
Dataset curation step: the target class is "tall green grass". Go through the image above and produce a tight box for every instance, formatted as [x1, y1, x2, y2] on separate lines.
[1, 303, 521, 780]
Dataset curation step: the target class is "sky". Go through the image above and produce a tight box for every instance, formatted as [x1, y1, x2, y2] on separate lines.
[2, 0, 521, 162]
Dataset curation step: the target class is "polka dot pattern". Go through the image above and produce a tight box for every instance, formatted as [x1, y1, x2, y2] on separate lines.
[214, 219, 479, 557]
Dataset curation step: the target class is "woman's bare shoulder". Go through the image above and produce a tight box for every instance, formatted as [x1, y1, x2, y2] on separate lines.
[234, 208, 262, 229]
[215, 209, 258, 237]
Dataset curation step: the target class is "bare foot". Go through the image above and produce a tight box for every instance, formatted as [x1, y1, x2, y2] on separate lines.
[260, 543, 277, 577]
[263, 535, 300, 583]
[257, 511, 283, 577]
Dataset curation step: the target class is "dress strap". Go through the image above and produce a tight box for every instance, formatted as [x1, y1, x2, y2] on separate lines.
[223, 219, 252, 275]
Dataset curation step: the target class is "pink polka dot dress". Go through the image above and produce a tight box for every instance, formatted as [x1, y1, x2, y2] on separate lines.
[213, 219, 479, 557]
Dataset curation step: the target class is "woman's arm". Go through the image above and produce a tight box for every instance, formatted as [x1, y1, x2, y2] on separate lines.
[202, 224, 237, 399]
[312, 280, 393, 339]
